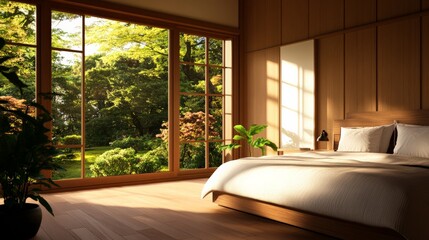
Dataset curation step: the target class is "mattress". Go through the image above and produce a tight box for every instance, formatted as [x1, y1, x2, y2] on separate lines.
[201, 152, 429, 240]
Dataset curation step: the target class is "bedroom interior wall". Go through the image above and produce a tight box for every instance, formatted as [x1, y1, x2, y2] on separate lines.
[242, 0, 429, 151]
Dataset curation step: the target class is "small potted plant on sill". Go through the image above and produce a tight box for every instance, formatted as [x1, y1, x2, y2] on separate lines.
[0, 37, 59, 239]
[221, 124, 278, 156]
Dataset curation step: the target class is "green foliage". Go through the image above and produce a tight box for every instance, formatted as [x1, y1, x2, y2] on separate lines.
[60, 134, 81, 145]
[111, 135, 160, 152]
[0, 36, 59, 216]
[90, 148, 161, 177]
[221, 124, 278, 156]
[141, 143, 168, 167]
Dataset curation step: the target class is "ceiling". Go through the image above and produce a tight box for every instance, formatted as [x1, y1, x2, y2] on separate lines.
[99, 0, 239, 27]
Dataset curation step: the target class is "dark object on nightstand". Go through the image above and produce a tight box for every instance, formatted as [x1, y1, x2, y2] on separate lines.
[317, 130, 329, 141]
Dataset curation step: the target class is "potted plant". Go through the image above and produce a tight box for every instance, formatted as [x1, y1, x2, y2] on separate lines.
[221, 124, 278, 156]
[0, 37, 59, 239]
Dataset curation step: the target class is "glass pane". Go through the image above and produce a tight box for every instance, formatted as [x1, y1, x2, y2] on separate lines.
[52, 148, 82, 180]
[224, 114, 232, 140]
[180, 142, 205, 169]
[179, 33, 205, 64]
[180, 64, 205, 93]
[224, 40, 232, 68]
[179, 112, 205, 141]
[84, 17, 170, 177]
[225, 68, 232, 95]
[209, 67, 222, 94]
[0, 45, 36, 101]
[209, 96, 222, 140]
[52, 11, 82, 51]
[0, 1, 36, 45]
[52, 50, 82, 145]
[180, 95, 205, 113]
[209, 142, 222, 167]
[225, 95, 232, 114]
[209, 38, 222, 66]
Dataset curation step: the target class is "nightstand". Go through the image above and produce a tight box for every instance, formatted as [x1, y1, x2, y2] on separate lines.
[277, 148, 313, 155]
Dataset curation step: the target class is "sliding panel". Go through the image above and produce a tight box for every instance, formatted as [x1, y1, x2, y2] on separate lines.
[280, 40, 315, 150]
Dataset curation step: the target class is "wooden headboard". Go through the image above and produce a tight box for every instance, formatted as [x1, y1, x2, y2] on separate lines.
[333, 110, 429, 151]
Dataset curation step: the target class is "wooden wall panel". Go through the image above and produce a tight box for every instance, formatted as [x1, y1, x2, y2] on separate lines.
[244, 0, 281, 52]
[245, 48, 280, 156]
[424, 0, 429, 10]
[281, 0, 309, 44]
[317, 35, 344, 150]
[377, 18, 420, 111]
[309, 0, 344, 37]
[344, 0, 376, 28]
[377, 0, 420, 20]
[423, 16, 429, 109]
[345, 28, 376, 114]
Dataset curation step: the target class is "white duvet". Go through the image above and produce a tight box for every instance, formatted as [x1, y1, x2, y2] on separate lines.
[201, 152, 429, 240]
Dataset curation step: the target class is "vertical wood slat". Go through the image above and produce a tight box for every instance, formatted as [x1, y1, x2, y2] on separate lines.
[344, 0, 376, 28]
[345, 28, 377, 114]
[317, 35, 344, 150]
[422, 16, 429, 109]
[281, 0, 309, 44]
[424, 0, 429, 10]
[377, 18, 421, 111]
[309, 0, 344, 37]
[244, 48, 280, 156]
[377, 0, 421, 20]
[244, 0, 281, 52]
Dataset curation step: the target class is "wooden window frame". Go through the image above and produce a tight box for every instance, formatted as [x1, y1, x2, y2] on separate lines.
[8, 0, 239, 191]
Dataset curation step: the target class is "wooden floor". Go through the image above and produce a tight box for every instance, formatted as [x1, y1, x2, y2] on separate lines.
[33, 178, 336, 240]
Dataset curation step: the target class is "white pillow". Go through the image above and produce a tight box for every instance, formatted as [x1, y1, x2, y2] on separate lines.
[379, 124, 395, 153]
[394, 123, 429, 158]
[337, 126, 384, 152]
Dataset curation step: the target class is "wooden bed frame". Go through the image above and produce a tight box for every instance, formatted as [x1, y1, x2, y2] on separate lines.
[212, 110, 429, 240]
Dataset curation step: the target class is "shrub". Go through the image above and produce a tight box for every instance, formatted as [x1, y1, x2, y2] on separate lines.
[90, 148, 138, 177]
[111, 135, 160, 152]
[141, 144, 168, 167]
[136, 155, 162, 173]
[90, 147, 162, 177]
[61, 134, 81, 145]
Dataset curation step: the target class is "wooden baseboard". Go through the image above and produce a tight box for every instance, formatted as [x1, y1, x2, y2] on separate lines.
[213, 192, 405, 240]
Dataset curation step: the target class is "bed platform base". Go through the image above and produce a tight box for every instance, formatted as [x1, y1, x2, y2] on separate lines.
[213, 192, 405, 240]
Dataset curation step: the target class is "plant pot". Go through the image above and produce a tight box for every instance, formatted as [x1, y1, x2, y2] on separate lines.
[0, 203, 42, 239]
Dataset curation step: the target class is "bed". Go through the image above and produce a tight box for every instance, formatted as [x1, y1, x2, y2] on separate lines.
[201, 110, 429, 240]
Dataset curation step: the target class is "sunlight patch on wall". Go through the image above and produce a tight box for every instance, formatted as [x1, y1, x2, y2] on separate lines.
[280, 40, 315, 150]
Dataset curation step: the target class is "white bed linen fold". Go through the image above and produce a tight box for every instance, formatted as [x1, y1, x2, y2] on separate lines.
[201, 152, 429, 240]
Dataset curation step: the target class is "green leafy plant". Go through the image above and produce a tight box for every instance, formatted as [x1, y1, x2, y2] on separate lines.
[0, 37, 59, 215]
[90, 148, 161, 177]
[221, 124, 278, 156]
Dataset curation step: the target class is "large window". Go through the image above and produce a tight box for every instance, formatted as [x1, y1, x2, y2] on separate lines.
[1, 0, 235, 186]
[178, 33, 232, 169]
[51, 12, 170, 179]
